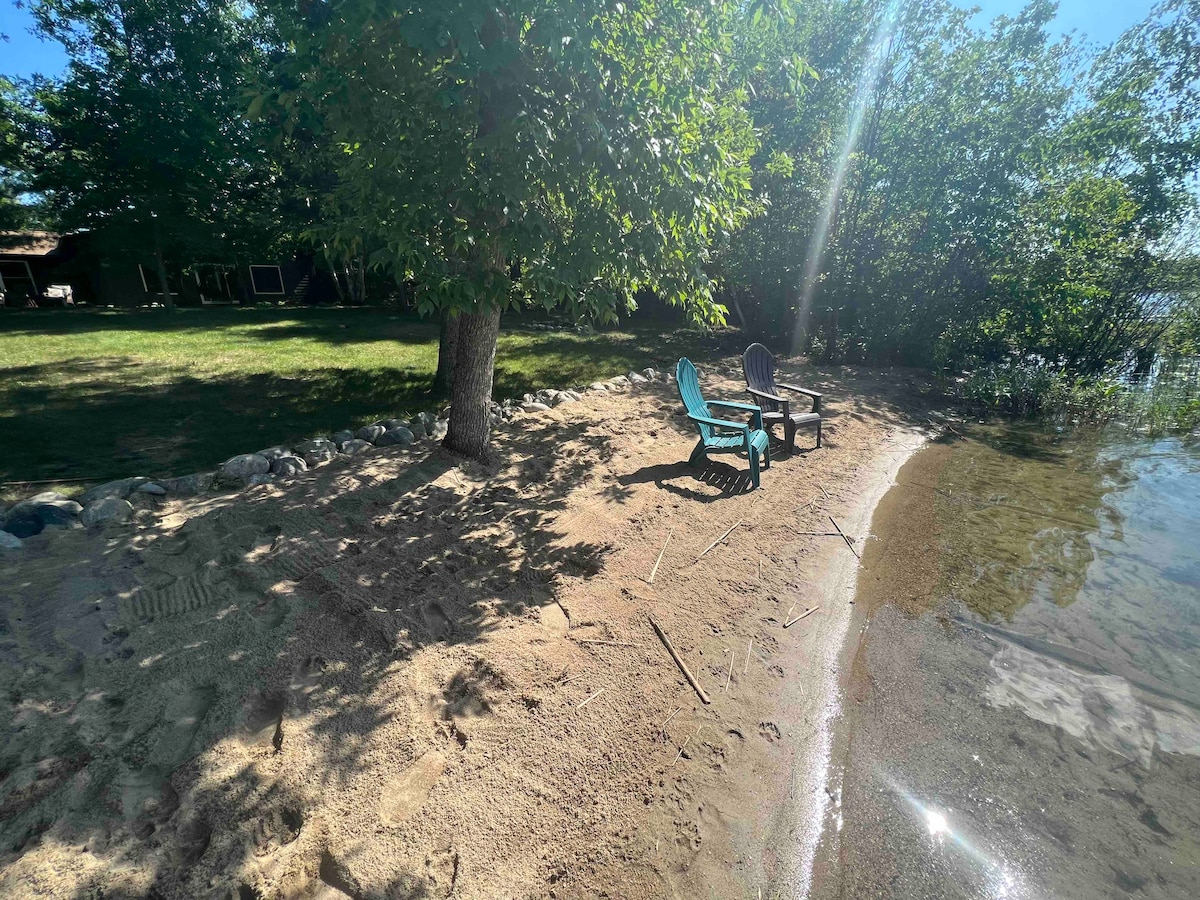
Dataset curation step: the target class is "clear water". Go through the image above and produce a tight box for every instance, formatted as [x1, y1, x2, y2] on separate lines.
[821, 425, 1200, 899]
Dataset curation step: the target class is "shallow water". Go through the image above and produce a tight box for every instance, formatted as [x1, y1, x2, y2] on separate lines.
[816, 424, 1200, 899]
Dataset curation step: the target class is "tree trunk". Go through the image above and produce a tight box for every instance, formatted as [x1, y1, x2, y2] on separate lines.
[435, 309, 462, 395]
[443, 305, 502, 460]
[153, 223, 174, 311]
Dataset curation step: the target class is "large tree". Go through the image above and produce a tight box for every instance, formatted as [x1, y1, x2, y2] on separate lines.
[263, 0, 759, 458]
[26, 0, 281, 306]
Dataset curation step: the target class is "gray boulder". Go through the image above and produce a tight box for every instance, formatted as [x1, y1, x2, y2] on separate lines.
[0, 530, 21, 550]
[81, 497, 134, 527]
[376, 426, 415, 447]
[246, 473, 276, 487]
[80, 477, 150, 504]
[341, 438, 374, 456]
[551, 393, 576, 407]
[295, 437, 335, 455]
[134, 482, 167, 495]
[588, 382, 608, 392]
[381, 419, 406, 431]
[521, 402, 552, 413]
[332, 430, 356, 450]
[627, 372, 648, 384]
[159, 472, 215, 495]
[642, 367, 659, 381]
[34, 501, 83, 530]
[303, 446, 338, 467]
[270, 455, 307, 477]
[415, 411, 437, 431]
[407, 419, 427, 438]
[4, 510, 44, 538]
[221, 453, 271, 478]
[257, 446, 293, 462]
[357, 424, 387, 444]
[430, 420, 448, 440]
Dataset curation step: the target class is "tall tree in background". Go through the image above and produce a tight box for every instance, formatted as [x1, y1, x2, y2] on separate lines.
[26, 0, 280, 307]
[264, 0, 760, 458]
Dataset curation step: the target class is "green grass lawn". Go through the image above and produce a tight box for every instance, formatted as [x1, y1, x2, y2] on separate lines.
[0, 307, 734, 498]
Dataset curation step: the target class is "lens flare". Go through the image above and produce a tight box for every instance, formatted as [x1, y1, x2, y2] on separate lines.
[791, 0, 903, 355]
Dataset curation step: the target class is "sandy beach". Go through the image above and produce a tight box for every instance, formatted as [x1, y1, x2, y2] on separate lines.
[0, 361, 931, 899]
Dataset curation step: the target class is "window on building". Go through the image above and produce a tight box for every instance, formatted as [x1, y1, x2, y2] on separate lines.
[249, 265, 285, 295]
[0, 260, 38, 302]
[138, 264, 181, 295]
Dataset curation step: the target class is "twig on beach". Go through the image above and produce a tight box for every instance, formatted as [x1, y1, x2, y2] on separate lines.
[784, 606, 820, 628]
[784, 600, 798, 621]
[672, 725, 703, 765]
[828, 515, 860, 559]
[744, 640, 753, 675]
[795, 531, 841, 536]
[758, 558, 763, 581]
[573, 638, 639, 648]
[820, 485, 831, 502]
[556, 672, 589, 686]
[724, 650, 734, 694]
[650, 617, 711, 705]
[576, 688, 606, 710]
[697, 519, 744, 561]
[646, 528, 673, 584]
[660, 706, 682, 740]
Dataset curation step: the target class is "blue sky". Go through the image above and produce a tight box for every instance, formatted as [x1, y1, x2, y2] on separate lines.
[0, 0, 1160, 82]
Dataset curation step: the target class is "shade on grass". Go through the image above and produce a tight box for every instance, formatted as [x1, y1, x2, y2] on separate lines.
[0, 307, 733, 497]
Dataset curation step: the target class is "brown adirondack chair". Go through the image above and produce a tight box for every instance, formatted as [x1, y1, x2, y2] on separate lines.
[741, 342, 822, 452]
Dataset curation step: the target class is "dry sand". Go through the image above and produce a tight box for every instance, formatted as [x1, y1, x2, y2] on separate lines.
[0, 360, 932, 899]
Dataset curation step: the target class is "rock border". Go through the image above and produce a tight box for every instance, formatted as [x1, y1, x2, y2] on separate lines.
[0, 365, 672, 547]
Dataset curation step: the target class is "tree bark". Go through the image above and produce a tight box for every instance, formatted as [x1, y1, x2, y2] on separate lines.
[435, 308, 462, 396]
[443, 305, 502, 460]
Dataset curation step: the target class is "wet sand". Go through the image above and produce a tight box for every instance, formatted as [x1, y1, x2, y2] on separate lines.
[815, 426, 1200, 900]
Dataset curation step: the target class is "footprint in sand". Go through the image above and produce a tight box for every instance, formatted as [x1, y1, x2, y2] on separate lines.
[423, 602, 452, 640]
[379, 751, 447, 827]
[538, 602, 569, 635]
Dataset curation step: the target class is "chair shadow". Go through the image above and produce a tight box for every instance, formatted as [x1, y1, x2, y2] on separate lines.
[617, 458, 757, 501]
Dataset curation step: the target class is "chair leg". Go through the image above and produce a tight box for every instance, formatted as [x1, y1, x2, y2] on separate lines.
[688, 439, 707, 466]
[748, 446, 761, 489]
[816, 421, 822, 449]
[785, 419, 796, 454]
[763, 442, 771, 469]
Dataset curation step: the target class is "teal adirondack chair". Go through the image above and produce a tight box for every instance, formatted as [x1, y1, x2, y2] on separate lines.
[676, 357, 772, 489]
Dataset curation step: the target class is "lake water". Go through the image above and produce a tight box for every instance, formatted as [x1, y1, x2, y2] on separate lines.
[813, 423, 1200, 899]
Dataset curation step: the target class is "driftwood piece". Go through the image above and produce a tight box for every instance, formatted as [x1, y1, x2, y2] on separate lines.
[744, 640, 753, 675]
[573, 638, 638, 648]
[660, 706, 682, 739]
[697, 519, 743, 561]
[784, 606, 820, 628]
[828, 515, 860, 559]
[650, 617, 711, 705]
[646, 529, 673, 584]
[724, 649, 734, 694]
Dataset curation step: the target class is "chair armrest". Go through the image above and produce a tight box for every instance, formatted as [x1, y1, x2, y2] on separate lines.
[688, 413, 748, 434]
[708, 399, 764, 431]
[779, 384, 821, 412]
[746, 387, 786, 405]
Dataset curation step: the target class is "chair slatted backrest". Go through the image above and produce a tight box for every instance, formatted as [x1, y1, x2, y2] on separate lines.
[742, 342, 781, 413]
[676, 357, 714, 441]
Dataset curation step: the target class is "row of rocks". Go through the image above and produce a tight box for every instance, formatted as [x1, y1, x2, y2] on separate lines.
[1, 365, 670, 549]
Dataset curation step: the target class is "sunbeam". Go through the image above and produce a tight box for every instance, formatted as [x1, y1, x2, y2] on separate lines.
[790, 0, 903, 355]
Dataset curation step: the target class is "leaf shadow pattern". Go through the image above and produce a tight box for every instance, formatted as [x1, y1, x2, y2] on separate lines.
[0, 412, 615, 899]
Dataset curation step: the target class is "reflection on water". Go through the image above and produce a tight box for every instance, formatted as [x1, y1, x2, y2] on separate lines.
[818, 425, 1200, 900]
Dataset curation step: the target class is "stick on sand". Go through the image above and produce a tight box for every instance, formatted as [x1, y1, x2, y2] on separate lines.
[650, 617, 711, 705]
[646, 528, 673, 584]
[576, 688, 606, 710]
[573, 638, 638, 647]
[744, 640, 753, 675]
[784, 606, 820, 628]
[724, 650, 734, 694]
[829, 515, 860, 559]
[659, 706, 682, 739]
[697, 519, 743, 561]
[672, 725, 703, 765]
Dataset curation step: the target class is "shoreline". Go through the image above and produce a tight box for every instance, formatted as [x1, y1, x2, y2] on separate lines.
[770, 428, 928, 897]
